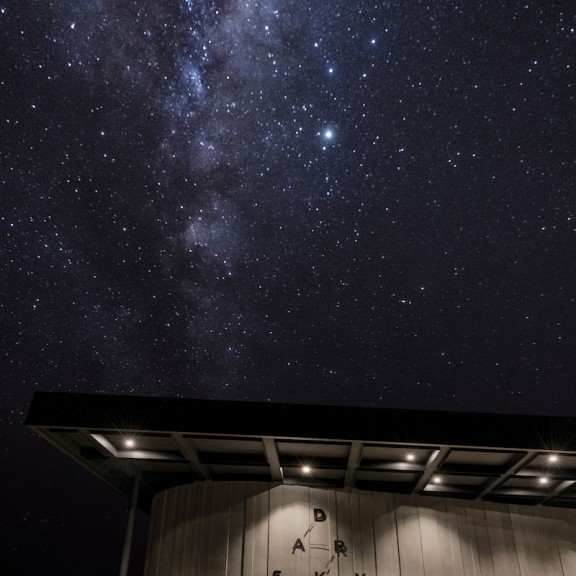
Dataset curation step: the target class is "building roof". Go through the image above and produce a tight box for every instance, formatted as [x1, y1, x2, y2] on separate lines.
[26, 391, 576, 512]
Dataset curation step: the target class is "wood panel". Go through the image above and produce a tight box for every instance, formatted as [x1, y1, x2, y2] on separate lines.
[537, 507, 564, 576]
[485, 502, 521, 576]
[205, 482, 231, 576]
[548, 504, 576, 575]
[335, 486, 354, 576]
[143, 488, 165, 576]
[144, 482, 576, 576]
[396, 494, 425, 576]
[194, 482, 214, 576]
[309, 488, 335, 575]
[227, 482, 246, 576]
[446, 499, 475, 576]
[372, 492, 400, 576]
[468, 501, 496, 576]
[356, 491, 377, 576]
[418, 496, 446, 576]
[510, 504, 544, 576]
[170, 482, 189, 576]
[442, 499, 465, 576]
[242, 482, 270, 576]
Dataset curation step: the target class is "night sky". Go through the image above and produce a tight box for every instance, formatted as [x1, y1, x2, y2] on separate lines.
[2, 0, 576, 573]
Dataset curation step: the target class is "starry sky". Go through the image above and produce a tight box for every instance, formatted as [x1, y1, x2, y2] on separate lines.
[2, 0, 576, 573]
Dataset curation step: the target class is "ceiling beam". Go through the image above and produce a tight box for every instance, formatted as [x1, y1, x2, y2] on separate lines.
[344, 442, 363, 488]
[541, 480, 576, 505]
[415, 446, 451, 492]
[478, 451, 537, 500]
[171, 433, 211, 480]
[263, 437, 284, 482]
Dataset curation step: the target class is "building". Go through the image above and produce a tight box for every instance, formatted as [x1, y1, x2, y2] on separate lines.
[27, 391, 576, 575]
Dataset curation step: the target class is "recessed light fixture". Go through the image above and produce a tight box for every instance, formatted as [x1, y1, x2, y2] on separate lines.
[406, 453, 415, 461]
[432, 476, 441, 484]
[539, 477, 549, 485]
[302, 465, 311, 474]
[548, 454, 559, 463]
[125, 439, 135, 448]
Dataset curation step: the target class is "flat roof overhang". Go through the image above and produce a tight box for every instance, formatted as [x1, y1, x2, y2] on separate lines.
[26, 391, 576, 512]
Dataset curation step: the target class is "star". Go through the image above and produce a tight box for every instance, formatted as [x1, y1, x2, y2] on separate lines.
[319, 128, 335, 150]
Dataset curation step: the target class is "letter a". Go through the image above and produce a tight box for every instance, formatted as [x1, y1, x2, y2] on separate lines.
[292, 538, 305, 553]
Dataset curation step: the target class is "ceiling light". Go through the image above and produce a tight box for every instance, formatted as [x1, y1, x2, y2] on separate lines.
[125, 439, 135, 448]
[406, 453, 415, 461]
[539, 477, 548, 485]
[432, 476, 441, 484]
[302, 465, 311, 474]
[548, 454, 558, 463]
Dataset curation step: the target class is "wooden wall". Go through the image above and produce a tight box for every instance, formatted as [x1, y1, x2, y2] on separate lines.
[144, 481, 576, 576]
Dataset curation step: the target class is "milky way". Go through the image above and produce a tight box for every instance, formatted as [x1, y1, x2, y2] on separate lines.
[3, 0, 576, 416]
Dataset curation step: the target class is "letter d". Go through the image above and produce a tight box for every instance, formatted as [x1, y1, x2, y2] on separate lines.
[314, 508, 327, 522]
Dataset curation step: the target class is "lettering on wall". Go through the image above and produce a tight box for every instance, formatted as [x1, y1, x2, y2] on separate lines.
[292, 538, 306, 554]
[273, 507, 365, 576]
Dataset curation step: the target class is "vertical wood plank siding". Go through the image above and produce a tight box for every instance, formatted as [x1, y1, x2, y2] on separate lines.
[144, 482, 576, 576]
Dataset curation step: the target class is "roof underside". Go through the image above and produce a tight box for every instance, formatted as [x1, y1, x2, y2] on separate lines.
[26, 392, 576, 513]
